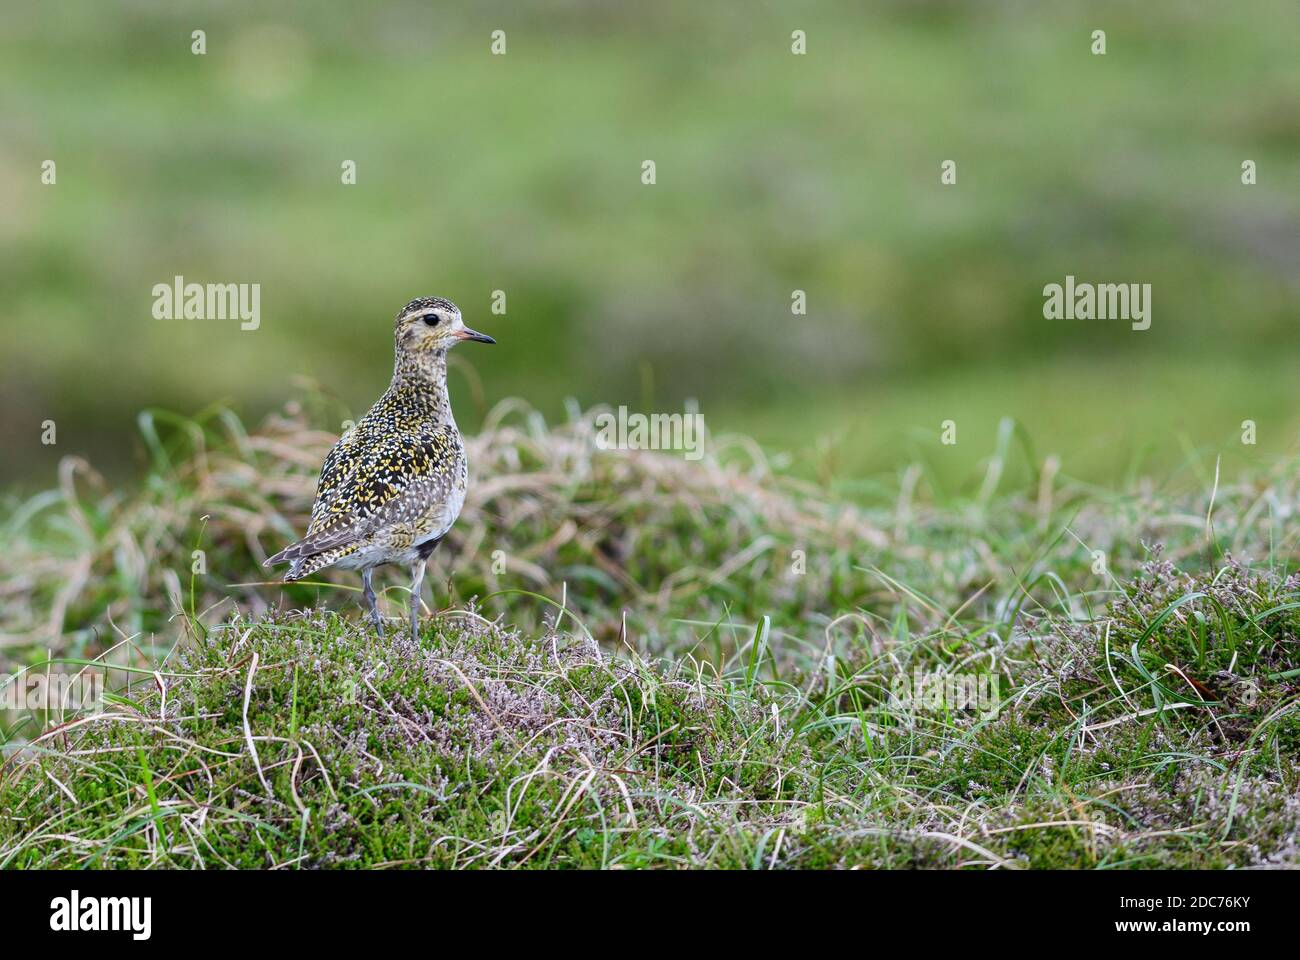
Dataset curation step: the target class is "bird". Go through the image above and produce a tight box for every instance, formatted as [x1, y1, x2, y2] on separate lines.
[264, 296, 495, 641]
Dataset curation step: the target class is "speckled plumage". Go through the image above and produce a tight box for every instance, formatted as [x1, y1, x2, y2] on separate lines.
[265, 296, 495, 639]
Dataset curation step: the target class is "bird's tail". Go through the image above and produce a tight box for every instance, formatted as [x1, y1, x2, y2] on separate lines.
[265, 542, 350, 582]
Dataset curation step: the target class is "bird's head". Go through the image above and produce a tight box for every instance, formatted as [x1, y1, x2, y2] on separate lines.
[394, 296, 495, 355]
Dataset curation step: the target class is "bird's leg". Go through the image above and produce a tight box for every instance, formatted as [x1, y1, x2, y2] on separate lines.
[408, 560, 427, 643]
[362, 568, 384, 639]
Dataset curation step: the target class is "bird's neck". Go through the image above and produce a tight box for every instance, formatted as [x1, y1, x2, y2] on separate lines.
[390, 347, 454, 423]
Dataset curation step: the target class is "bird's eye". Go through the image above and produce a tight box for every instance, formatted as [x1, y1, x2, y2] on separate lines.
[422, 314, 441, 326]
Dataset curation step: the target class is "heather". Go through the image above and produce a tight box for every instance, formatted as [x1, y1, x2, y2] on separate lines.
[2, 400, 1298, 868]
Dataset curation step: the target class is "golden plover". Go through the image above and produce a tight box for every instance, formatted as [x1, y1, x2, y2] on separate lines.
[265, 296, 495, 640]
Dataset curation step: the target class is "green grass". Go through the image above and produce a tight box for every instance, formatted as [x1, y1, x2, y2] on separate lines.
[3, 554, 1298, 868]
[739, 354, 1300, 493]
[2, 395, 1299, 868]
[3, 611, 808, 868]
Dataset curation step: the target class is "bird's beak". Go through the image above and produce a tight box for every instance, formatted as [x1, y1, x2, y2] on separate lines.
[455, 326, 496, 344]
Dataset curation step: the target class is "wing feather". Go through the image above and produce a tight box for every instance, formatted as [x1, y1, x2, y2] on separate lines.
[266, 426, 461, 567]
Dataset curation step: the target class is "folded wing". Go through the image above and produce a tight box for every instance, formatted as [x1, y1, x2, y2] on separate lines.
[265, 427, 461, 570]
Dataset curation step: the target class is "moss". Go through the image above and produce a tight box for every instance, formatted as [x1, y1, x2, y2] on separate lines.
[5, 405, 1300, 869]
[0, 610, 813, 869]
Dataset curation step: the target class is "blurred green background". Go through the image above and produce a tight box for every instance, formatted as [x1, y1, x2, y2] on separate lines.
[3, 0, 1299, 492]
